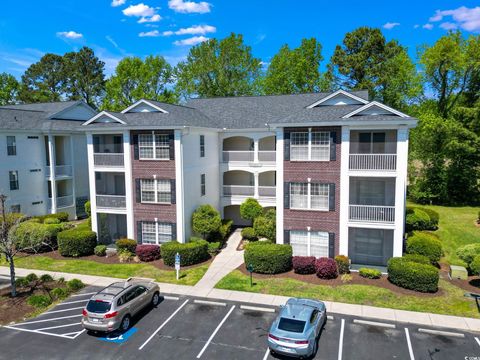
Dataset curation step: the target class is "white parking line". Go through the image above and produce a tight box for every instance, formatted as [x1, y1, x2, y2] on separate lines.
[327, 315, 334, 320]
[58, 299, 88, 305]
[240, 305, 275, 313]
[37, 322, 82, 331]
[353, 319, 396, 329]
[475, 337, 480, 347]
[196, 305, 236, 359]
[405, 328, 415, 360]
[72, 329, 85, 339]
[193, 299, 227, 307]
[418, 328, 465, 338]
[338, 319, 345, 360]
[138, 299, 189, 350]
[163, 296, 180, 301]
[14, 314, 82, 325]
[44, 306, 84, 314]
[70, 292, 97, 297]
[263, 347, 270, 360]
[61, 331, 83, 336]
[3, 325, 78, 339]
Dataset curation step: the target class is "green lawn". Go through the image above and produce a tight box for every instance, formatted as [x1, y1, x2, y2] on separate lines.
[1, 256, 209, 286]
[410, 204, 480, 266]
[216, 270, 479, 318]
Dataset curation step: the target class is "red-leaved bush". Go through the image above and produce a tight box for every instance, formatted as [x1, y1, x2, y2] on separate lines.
[315, 257, 338, 279]
[292, 256, 316, 274]
[136, 245, 161, 262]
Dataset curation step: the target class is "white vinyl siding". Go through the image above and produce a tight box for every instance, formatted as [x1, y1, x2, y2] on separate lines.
[290, 130, 330, 161]
[290, 183, 329, 211]
[141, 221, 173, 245]
[141, 179, 171, 203]
[290, 230, 329, 258]
[139, 134, 169, 160]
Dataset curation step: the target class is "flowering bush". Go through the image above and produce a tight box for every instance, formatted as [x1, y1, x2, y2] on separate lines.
[292, 256, 316, 274]
[315, 257, 338, 279]
[136, 245, 161, 262]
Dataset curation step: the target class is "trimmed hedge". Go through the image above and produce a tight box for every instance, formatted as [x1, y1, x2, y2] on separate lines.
[27, 294, 52, 308]
[292, 256, 316, 274]
[405, 208, 430, 232]
[136, 245, 161, 262]
[162, 238, 210, 266]
[457, 243, 480, 266]
[94, 245, 107, 257]
[402, 253, 431, 265]
[359, 268, 382, 279]
[208, 242, 221, 255]
[315, 257, 338, 279]
[67, 279, 85, 291]
[44, 217, 61, 225]
[406, 232, 443, 264]
[387, 257, 439, 292]
[244, 242, 292, 274]
[335, 255, 350, 274]
[58, 228, 97, 257]
[470, 255, 480, 276]
[241, 227, 257, 241]
[34, 212, 69, 223]
[116, 238, 137, 253]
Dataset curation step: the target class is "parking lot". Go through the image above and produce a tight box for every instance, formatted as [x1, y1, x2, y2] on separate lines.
[1, 285, 480, 360]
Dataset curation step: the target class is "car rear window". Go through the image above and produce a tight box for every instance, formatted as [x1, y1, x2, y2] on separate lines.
[86, 300, 111, 313]
[278, 318, 306, 333]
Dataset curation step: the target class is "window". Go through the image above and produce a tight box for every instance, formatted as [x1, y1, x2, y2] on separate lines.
[200, 135, 205, 157]
[200, 174, 206, 196]
[9, 171, 18, 190]
[278, 318, 306, 333]
[141, 221, 173, 245]
[7, 136, 16, 156]
[358, 132, 386, 154]
[290, 183, 329, 211]
[290, 130, 330, 161]
[140, 179, 171, 203]
[139, 133, 169, 160]
[10, 204, 20, 213]
[290, 230, 329, 257]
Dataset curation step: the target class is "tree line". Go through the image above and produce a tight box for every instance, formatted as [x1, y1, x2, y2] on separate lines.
[0, 27, 479, 205]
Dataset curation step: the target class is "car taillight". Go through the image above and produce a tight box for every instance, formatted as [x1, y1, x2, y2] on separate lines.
[295, 340, 309, 344]
[104, 311, 118, 319]
[268, 333, 279, 341]
[82, 309, 87, 316]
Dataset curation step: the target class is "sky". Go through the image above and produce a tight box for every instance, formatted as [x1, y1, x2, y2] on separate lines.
[0, 1, 479, 78]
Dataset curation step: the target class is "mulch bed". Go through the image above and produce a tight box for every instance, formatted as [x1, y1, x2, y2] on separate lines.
[236, 264, 443, 298]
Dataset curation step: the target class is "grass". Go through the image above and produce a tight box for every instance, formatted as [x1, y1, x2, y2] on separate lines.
[0, 256, 209, 286]
[409, 203, 480, 266]
[216, 270, 479, 318]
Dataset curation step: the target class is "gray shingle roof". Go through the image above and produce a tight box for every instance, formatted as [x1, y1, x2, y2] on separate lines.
[0, 101, 80, 118]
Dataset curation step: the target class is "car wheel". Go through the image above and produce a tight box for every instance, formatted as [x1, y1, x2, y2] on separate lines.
[151, 292, 160, 307]
[120, 315, 131, 332]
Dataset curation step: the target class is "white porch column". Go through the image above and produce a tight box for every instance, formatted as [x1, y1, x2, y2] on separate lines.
[394, 127, 409, 257]
[174, 130, 185, 243]
[254, 172, 259, 199]
[69, 135, 77, 218]
[253, 138, 259, 163]
[275, 128, 284, 244]
[48, 134, 57, 214]
[339, 126, 350, 256]
[123, 131, 134, 239]
[86, 133, 98, 233]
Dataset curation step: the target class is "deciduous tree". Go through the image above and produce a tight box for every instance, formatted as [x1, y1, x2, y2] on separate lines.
[0, 73, 19, 105]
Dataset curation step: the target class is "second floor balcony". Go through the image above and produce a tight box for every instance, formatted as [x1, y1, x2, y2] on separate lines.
[349, 130, 397, 171]
[95, 172, 126, 210]
[223, 170, 276, 200]
[222, 135, 276, 165]
[93, 134, 125, 168]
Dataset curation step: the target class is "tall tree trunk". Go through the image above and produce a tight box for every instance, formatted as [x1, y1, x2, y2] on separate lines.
[8, 255, 16, 297]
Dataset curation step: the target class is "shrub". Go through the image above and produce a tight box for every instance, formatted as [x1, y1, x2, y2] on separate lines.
[421, 208, 440, 230]
[115, 238, 137, 253]
[27, 294, 52, 308]
[387, 257, 439, 292]
[359, 268, 382, 279]
[470, 255, 480, 276]
[118, 249, 134, 262]
[240, 198, 263, 221]
[94, 245, 107, 257]
[136, 245, 161, 262]
[25, 273, 38, 283]
[335, 255, 350, 274]
[253, 210, 276, 241]
[44, 217, 61, 225]
[57, 228, 97, 257]
[85, 201, 91, 218]
[241, 227, 257, 241]
[292, 256, 316, 274]
[219, 219, 233, 240]
[207, 242, 221, 255]
[315, 257, 338, 279]
[13, 222, 63, 253]
[341, 274, 353, 283]
[457, 244, 480, 266]
[39, 274, 54, 283]
[162, 238, 210, 266]
[50, 287, 69, 300]
[34, 212, 69, 223]
[192, 205, 222, 239]
[405, 208, 431, 232]
[67, 279, 84, 291]
[406, 232, 443, 264]
[402, 254, 431, 265]
[15, 278, 29, 288]
[244, 242, 292, 274]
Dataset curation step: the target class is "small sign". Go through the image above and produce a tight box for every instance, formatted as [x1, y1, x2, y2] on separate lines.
[175, 262, 180, 271]
[175, 252, 181, 280]
[99, 327, 137, 344]
[175, 252, 181, 265]
[247, 264, 254, 273]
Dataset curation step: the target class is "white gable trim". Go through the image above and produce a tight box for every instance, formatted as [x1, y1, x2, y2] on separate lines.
[121, 99, 168, 114]
[342, 101, 409, 118]
[82, 111, 127, 126]
[307, 90, 369, 108]
[48, 101, 96, 120]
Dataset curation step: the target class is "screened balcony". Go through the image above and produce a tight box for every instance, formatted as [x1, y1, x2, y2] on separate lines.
[95, 172, 126, 210]
[93, 134, 124, 167]
[223, 170, 276, 199]
[349, 130, 397, 171]
[222, 135, 276, 163]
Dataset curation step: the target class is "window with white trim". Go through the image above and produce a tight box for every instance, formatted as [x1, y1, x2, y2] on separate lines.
[141, 179, 171, 203]
[290, 183, 329, 211]
[7, 136, 16, 156]
[290, 130, 330, 161]
[141, 221, 173, 245]
[9, 171, 19, 190]
[290, 230, 329, 257]
[200, 174, 206, 196]
[139, 133, 169, 160]
[200, 135, 205, 157]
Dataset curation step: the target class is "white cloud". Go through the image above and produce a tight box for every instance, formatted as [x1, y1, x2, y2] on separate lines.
[429, 6, 480, 32]
[173, 36, 209, 46]
[414, 24, 420, 29]
[383, 22, 400, 30]
[168, 0, 211, 14]
[123, 3, 156, 17]
[111, 0, 126, 7]
[139, 30, 160, 37]
[440, 22, 458, 30]
[162, 24, 216, 36]
[255, 34, 266, 44]
[56, 31, 83, 39]
[138, 14, 162, 23]
[423, 23, 434, 30]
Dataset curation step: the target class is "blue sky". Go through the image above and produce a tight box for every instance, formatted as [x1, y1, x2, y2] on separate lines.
[0, 1, 479, 78]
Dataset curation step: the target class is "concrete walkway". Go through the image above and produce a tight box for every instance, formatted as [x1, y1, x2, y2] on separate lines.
[190, 228, 244, 297]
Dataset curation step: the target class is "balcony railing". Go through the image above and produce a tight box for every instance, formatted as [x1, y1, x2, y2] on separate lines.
[258, 186, 276, 197]
[349, 205, 395, 224]
[48, 195, 74, 209]
[94, 153, 124, 167]
[45, 165, 73, 178]
[222, 151, 254, 162]
[258, 151, 276, 162]
[96, 195, 126, 209]
[349, 154, 397, 171]
[223, 185, 255, 197]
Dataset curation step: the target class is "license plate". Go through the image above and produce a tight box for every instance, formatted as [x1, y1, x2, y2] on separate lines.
[279, 346, 294, 353]
[91, 318, 100, 323]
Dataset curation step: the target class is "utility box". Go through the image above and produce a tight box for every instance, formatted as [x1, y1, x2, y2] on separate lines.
[450, 265, 468, 280]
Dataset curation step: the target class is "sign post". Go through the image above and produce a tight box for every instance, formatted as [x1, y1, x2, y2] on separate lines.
[247, 264, 254, 287]
[175, 252, 181, 280]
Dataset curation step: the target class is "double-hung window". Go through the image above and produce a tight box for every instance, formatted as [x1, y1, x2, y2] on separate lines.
[7, 136, 16, 156]
[141, 221, 173, 245]
[200, 135, 205, 157]
[290, 182, 329, 211]
[141, 179, 171, 203]
[139, 133, 169, 160]
[200, 174, 206, 196]
[290, 130, 330, 161]
[290, 230, 329, 257]
[9, 171, 19, 190]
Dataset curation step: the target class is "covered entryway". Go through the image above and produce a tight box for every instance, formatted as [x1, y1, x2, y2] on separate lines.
[223, 205, 250, 226]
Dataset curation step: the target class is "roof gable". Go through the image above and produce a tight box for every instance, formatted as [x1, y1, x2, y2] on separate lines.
[121, 99, 168, 114]
[83, 111, 127, 126]
[342, 101, 409, 118]
[307, 90, 369, 108]
[49, 101, 97, 120]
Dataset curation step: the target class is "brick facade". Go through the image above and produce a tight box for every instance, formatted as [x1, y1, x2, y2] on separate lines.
[283, 126, 341, 255]
[130, 130, 176, 241]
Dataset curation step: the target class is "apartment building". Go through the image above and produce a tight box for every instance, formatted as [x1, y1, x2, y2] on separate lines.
[83, 90, 416, 267]
[0, 101, 95, 218]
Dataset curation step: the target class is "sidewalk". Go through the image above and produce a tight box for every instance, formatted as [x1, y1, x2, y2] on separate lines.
[2, 266, 480, 333]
